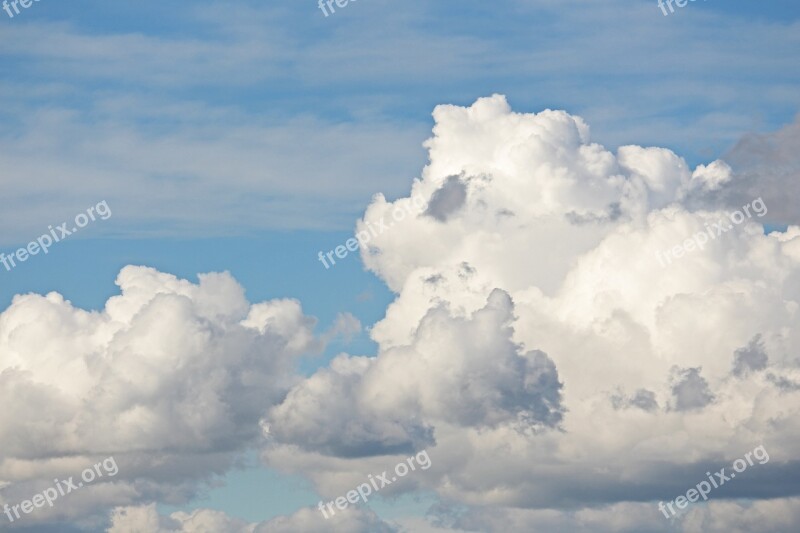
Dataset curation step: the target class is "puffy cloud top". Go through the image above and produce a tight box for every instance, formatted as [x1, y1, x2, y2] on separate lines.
[5, 96, 800, 532]
[0, 266, 324, 525]
[260, 96, 800, 530]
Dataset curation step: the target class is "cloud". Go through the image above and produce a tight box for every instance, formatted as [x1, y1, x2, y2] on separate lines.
[425, 175, 468, 222]
[670, 368, 715, 412]
[611, 389, 659, 412]
[107, 504, 397, 533]
[5, 95, 800, 531]
[2, 0, 799, 243]
[419, 497, 800, 533]
[0, 266, 326, 526]
[681, 115, 800, 224]
[723, 115, 800, 224]
[264, 288, 564, 459]
[732, 335, 769, 377]
[255, 96, 800, 526]
[0, 106, 426, 244]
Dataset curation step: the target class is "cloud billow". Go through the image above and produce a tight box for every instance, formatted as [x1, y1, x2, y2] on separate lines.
[5, 95, 800, 531]
[0, 266, 327, 526]
[265, 95, 800, 530]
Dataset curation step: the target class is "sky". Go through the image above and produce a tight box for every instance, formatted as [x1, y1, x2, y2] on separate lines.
[1, 0, 800, 532]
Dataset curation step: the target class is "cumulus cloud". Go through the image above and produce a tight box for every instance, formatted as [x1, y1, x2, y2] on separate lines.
[264, 288, 564, 459]
[256, 95, 800, 530]
[6, 95, 800, 531]
[107, 504, 396, 533]
[681, 115, 800, 224]
[0, 266, 328, 527]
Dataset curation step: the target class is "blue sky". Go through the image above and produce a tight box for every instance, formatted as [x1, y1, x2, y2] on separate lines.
[1, 1, 800, 531]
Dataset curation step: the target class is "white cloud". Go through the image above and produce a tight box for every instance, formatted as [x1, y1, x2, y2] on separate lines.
[264, 288, 563, 460]
[0, 266, 326, 525]
[258, 96, 800, 529]
[107, 504, 397, 533]
[5, 95, 800, 531]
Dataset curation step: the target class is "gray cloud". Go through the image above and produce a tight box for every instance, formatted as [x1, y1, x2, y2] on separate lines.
[721, 116, 800, 225]
[671, 367, 714, 411]
[733, 335, 769, 377]
[768, 374, 800, 393]
[681, 116, 800, 225]
[566, 202, 623, 226]
[611, 389, 659, 412]
[425, 175, 468, 222]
